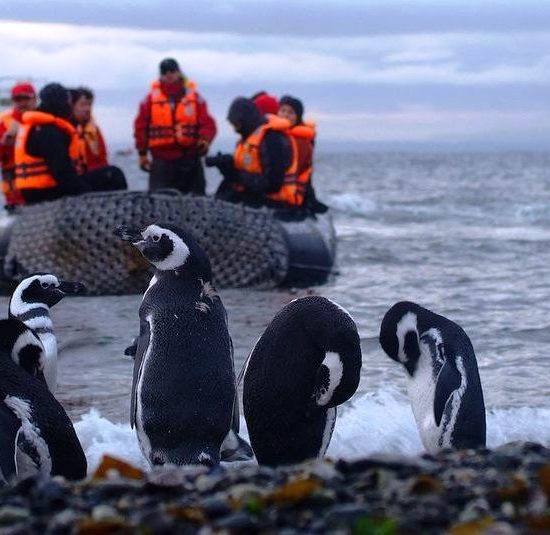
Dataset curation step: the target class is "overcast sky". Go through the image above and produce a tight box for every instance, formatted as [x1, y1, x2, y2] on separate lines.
[1, 0, 549, 151]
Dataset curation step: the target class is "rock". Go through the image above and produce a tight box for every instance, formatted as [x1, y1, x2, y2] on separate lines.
[200, 495, 232, 518]
[214, 512, 258, 530]
[91, 504, 121, 521]
[0, 506, 29, 524]
[324, 504, 368, 527]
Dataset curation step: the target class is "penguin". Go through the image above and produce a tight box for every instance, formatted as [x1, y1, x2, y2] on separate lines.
[379, 301, 486, 453]
[0, 318, 87, 484]
[115, 222, 252, 467]
[243, 296, 362, 466]
[8, 273, 86, 393]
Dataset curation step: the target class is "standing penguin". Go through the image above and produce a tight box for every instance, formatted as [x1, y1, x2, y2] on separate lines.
[115, 223, 250, 467]
[9, 273, 85, 392]
[379, 301, 486, 452]
[243, 296, 362, 466]
[0, 318, 87, 484]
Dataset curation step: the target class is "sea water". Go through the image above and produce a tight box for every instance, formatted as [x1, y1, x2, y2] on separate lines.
[3, 151, 550, 472]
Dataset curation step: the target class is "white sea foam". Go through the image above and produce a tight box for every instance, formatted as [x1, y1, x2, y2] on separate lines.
[75, 409, 148, 473]
[330, 193, 377, 216]
[74, 387, 550, 474]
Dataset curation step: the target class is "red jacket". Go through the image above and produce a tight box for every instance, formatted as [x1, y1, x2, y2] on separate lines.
[0, 108, 24, 174]
[133, 79, 217, 160]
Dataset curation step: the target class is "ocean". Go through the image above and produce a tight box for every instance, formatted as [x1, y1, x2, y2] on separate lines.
[3, 150, 550, 473]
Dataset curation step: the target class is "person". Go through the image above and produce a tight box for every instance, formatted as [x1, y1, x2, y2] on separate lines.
[70, 86, 127, 192]
[251, 91, 279, 116]
[14, 83, 124, 205]
[134, 58, 217, 194]
[209, 97, 303, 210]
[278, 95, 326, 213]
[0, 82, 37, 209]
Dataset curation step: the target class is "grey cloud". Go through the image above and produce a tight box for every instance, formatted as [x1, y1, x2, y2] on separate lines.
[4, 0, 550, 36]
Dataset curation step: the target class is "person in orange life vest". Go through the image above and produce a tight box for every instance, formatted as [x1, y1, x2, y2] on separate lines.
[278, 95, 327, 214]
[134, 58, 217, 194]
[209, 97, 296, 209]
[70, 86, 127, 192]
[0, 82, 37, 209]
[13, 83, 90, 205]
[251, 91, 279, 116]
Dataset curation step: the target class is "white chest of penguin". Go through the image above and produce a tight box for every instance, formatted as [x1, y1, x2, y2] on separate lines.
[406, 340, 440, 453]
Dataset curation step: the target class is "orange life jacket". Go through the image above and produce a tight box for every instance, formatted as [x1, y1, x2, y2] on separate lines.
[75, 120, 107, 174]
[0, 110, 25, 205]
[289, 121, 315, 184]
[233, 118, 304, 206]
[14, 111, 79, 191]
[147, 79, 199, 148]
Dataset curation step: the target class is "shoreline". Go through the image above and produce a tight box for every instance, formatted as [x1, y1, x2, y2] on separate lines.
[1, 441, 550, 533]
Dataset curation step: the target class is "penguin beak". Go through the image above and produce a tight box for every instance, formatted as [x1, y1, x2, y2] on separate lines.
[114, 225, 143, 244]
[57, 281, 86, 295]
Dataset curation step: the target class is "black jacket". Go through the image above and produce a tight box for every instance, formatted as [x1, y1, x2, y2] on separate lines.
[22, 84, 87, 203]
[227, 97, 292, 196]
[26, 123, 84, 198]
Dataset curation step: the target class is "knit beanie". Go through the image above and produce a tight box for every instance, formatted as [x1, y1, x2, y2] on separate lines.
[253, 93, 279, 115]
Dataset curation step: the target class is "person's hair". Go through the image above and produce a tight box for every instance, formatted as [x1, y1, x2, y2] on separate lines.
[70, 86, 94, 104]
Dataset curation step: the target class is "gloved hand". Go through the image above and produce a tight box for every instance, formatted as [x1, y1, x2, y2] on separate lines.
[205, 152, 233, 169]
[196, 138, 210, 156]
[139, 153, 151, 172]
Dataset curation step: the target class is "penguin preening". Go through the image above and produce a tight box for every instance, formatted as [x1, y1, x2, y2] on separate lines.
[115, 222, 252, 467]
[9, 273, 86, 392]
[0, 318, 87, 484]
[379, 301, 486, 453]
[243, 296, 362, 466]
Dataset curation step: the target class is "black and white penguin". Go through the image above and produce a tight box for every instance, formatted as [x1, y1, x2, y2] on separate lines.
[0, 318, 87, 484]
[115, 222, 251, 467]
[9, 273, 85, 393]
[379, 301, 486, 452]
[243, 296, 362, 466]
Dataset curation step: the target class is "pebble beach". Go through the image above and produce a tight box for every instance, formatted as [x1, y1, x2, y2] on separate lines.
[2, 442, 550, 533]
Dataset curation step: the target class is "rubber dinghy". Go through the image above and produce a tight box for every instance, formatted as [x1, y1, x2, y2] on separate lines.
[0, 191, 336, 295]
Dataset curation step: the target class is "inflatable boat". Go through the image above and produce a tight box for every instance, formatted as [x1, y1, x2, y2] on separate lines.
[0, 190, 336, 295]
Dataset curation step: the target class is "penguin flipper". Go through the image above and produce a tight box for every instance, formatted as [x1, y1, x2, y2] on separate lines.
[130, 320, 151, 429]
[0, 404, 22, 484]
[124, 339, 138, 358]
[433, 360, 462, 427]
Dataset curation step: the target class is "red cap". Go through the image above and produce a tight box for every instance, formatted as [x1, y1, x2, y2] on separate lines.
[253, 93, 279, 115]
[11, 82, 36, 98]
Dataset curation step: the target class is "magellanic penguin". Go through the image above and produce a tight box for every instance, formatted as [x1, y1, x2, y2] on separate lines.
[243, 296, 362, 466]
[379, 301, 486, 453]
[9, 273, 85, 392]
[115, 223, 251, 467]
[0, 318, 87, 484]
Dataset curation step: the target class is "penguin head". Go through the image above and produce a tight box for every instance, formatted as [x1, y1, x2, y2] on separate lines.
[115, 223, 212, 279]
[379, 301, 422, 376]
[9, 273, 86, 315]
[0, 318, 46, 378]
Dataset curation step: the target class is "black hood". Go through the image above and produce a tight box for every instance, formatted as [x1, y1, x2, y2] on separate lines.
[280, 95, 304, 124]
[38, 83, 72, 119]
[227, 97, 266, 139]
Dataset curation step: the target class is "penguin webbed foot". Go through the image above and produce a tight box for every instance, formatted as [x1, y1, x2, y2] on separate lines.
[220, 430, 254, 462]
